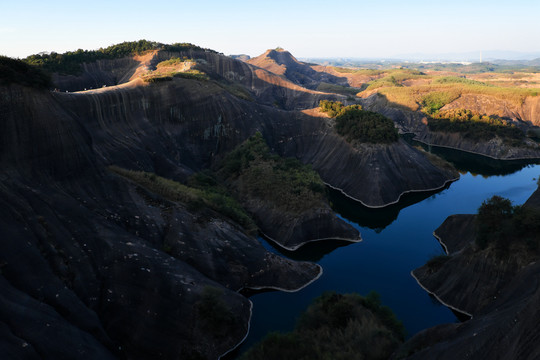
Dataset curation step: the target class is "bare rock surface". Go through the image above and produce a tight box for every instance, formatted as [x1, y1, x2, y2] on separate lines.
[399, 188, 540, 360]
[0, 49, 463, 359]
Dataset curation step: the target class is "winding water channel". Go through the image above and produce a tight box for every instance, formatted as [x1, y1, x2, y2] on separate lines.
[232, 147, 540, 357]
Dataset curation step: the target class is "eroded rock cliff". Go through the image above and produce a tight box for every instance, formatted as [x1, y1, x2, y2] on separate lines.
[398, 188, 540, 360]
[0, 48, 462, 359]
[361, 93, 540, 160]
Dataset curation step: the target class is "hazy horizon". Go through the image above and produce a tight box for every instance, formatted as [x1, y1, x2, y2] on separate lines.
[2, 0, 540, 61]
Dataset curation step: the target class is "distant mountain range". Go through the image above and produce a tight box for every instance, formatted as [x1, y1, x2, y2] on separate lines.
[299, 51, 540, 66]
[392, 50, 540, 62]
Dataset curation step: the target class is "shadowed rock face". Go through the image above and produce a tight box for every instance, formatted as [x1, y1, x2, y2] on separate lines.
[0, 85, 322, 359]
[274, 126, 458, 207]
[0, 49, 460, 359]
[398, 188, 540, 360]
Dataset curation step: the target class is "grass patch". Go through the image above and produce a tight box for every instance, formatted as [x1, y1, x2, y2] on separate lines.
[156, 57, 195, 67]
[364, 69, 428, 91]
[142, 69, 209, 83]
[316, 82, 360, 96]
[108, 165, 256, 232]
[373, 82, 540, 111]
[240, 291, 404, 360]
[420, 91, 461, 114]
[218, 133, 327, 214]
[332, 67, 386, 76]
[433, 76, 491, 86]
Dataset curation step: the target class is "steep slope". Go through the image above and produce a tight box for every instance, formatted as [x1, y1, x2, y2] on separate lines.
[441, 93, 540, 126]
[269, 109, 458, 207]
[398, 188, 540, 360]
[54, 48, 344, 111]
[1, 48, 463, 359]
[361, 93, 540, 160]
[52, 55, 457, 208]
[248, 49, 350, 90]
[0, 84, 324, 359]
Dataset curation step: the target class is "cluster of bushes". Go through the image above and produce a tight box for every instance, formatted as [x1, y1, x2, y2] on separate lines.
[162, 42, 214, 53]
[319, 100, 363, 117]
[24, 40, 214, 75]
[0, 56, 51, 88]
[366, 75, 404, 91]
[319, 100, 399, 144]
[427, 109, 524, 144]
[24, 40, 160, 75]
[336, 110, 399, 144]
[476, 195, 540, 252]
[319, 100, 345, 117]
[432, 108, 504, 123]
[108, 166, 256, 233]
[240, 291, 404, 360]
[218, 133, 327, 214]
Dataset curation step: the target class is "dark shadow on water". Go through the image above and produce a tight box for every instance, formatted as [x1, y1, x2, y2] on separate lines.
[403, 134, 540, 177]
[259, 233, 355, 262]
[239, 287, 277, 298]
[328, 183, 452, 232]
[452, 309, 472, 322]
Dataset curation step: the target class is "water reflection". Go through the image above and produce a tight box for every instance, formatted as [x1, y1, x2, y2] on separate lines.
[406, 136, 540, 176]
[328, 184, 452, 231]
[259, 235, 356, 262]
[235, 145, 540, 359]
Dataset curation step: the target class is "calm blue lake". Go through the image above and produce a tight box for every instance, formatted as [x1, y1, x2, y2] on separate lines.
[231, 149, 540, 357]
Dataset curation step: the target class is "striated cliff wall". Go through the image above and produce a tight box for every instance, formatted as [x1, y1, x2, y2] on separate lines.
[0, 49, 465, 359]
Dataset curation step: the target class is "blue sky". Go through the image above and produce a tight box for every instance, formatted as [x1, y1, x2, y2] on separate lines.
[2, 0, 539, 59]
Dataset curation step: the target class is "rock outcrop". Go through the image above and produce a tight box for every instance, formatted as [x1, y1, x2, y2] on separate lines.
[0, 83, 326, 359]
[248, 49, 350, 90]
[398, 188, 540, 360]
[360, 93, 540, 160]
[0, 47, 463, 359]
[243, 201, 360, 251]
[442, 93, 540, 126]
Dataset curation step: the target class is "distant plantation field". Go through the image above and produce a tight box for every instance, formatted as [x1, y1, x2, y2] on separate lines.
[362, 80, 540, 111]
